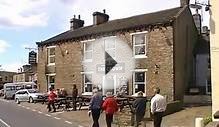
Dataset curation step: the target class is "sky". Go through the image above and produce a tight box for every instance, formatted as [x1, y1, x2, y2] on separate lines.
[0, 0, 210, 72]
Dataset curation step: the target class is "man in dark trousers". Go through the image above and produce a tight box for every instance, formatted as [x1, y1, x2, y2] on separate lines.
[89, 89, 103, 127]
[72, 84, 78, 111]
[151, 87, 167, 127]
[132, 91, 147, 127]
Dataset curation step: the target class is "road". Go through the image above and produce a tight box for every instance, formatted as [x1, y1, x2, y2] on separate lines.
[0, 99, 78, 127]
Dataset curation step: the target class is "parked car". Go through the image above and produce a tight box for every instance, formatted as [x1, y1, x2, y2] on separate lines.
[14, 89, 45, 104]
[3, 82, 37, 99]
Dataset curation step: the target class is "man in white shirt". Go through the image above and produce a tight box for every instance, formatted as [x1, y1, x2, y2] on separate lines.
[150, 87, 167, 127]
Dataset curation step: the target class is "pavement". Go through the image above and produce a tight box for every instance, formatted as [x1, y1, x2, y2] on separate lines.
[0, 98, 212, 127]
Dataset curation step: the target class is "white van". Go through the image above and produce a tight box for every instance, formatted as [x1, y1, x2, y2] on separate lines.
[3, 82, 37, 99]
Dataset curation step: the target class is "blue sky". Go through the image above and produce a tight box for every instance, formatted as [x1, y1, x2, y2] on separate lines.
[0, 0, 209, 72]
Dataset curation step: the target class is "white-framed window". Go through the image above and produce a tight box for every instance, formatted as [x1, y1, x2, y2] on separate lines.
[47, 46, 56, 65]
[83, 40, 93, 62]
[83, 73, 93, 93]
[47, 74, 55, 90]
[104, 37, 116, 58]
[132, 32, 147, 58]
[133, 70, 146, 93]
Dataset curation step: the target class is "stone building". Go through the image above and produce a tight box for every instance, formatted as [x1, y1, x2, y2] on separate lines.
[210, 0, 219, 120]
[36, 5, 198, 102]
[13, 64, 37, 83]
[0, 71, 16, 89]
[193, 27, 211, 95]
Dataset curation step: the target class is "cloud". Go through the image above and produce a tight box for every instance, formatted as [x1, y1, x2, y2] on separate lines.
[1, 62, 22, 72]
[61, 0, 180, 27]
[0, 40, 10, 53]
[0, 0, 49, 28]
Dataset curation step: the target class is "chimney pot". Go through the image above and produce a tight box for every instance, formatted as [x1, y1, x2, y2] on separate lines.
[70, 15, 84, 30]
[93, 10, 109, 25]
[180, 0, 190, 7]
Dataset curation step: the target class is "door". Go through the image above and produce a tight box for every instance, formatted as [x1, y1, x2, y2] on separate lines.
[102, 75, 116, 95]
[16, 91, 26, 101]
[23, 90, 29, 101]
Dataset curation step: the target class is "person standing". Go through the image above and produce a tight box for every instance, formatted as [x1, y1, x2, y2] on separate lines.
[150, 87, 167, 127]
[132, 91, 147, 127]
[102, 92, 118, 127]
[47, 87, 57, 112]
[89, 89, 103, 127]
[72, 85, 78, 111]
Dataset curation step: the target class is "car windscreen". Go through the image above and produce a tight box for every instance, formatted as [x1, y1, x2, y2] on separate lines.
[28, 89, 39, 93]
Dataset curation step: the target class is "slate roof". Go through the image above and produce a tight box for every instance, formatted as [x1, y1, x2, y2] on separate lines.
[37, 7, 183, 46]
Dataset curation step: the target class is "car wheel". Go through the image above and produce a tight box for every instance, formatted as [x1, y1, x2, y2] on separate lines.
[15, 98, 20, 104]
[29, 97, 34, 103]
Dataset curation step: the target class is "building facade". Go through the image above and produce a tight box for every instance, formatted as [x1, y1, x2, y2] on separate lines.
[37, 6, 198, 102]
[0, 71, 16, 89]
[210, 0, 219, 120]
[13, 64, 37, 83]
[193, 30, 211, 95]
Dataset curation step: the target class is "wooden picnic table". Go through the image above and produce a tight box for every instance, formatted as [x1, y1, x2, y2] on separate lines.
[77, 95, 92, 110]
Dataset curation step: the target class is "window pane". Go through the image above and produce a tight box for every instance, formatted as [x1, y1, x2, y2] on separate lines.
[85, 43, 92, 51]
[49, 76, 55, 83]
[85, 52, 92, 60]
[135, 72, 145, 82]
[135, 46, 145, 55]
[49, 48, 55, 55]
[49, 57, 55, 63]
[85, 84, 92, 92]
[134, 34, 145, 45]
[105, 39, 115, 49]
[135, 83, 145, 93]
[85, 74, 92, 83]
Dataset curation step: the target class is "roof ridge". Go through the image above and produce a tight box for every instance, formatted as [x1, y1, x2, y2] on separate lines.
[37, 7, 184, 46]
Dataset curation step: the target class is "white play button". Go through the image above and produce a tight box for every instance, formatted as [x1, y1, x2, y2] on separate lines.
[83, 36, 135, 95]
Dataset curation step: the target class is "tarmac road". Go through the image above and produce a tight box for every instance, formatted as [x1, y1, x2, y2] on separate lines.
[0, 98, 78, 127]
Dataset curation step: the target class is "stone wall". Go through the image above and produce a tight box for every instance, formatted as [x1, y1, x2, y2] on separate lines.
[37, 26, 175, 100]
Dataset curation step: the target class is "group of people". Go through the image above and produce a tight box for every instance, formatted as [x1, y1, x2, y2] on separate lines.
[89, 89, 118, 127]
[89, 87, 167, 127]
[47, 85, 78, 112]
[55, 88, 68, 98]
[47, 85, 166, 127]
[132, 87, 167, 127]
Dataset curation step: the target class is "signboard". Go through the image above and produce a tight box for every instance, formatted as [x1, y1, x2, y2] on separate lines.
[96, 63, 125, 73]
[28, 51, 37, 64]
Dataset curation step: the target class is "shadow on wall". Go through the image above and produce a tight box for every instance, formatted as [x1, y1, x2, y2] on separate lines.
[209, 9, 216, 35]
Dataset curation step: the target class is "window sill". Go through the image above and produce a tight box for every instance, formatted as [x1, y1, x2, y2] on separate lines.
[82, 60, 93, 63]
[134, 55, 148, 59]
[47, 63, 55, 66]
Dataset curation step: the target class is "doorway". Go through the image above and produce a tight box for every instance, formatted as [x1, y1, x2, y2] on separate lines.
[102, 75, 116, 95]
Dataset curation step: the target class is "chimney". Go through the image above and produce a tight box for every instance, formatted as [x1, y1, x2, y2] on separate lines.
[180, 0, 190, 7]
[70, 15, 84, 30]
[93, 9, 109, 25]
